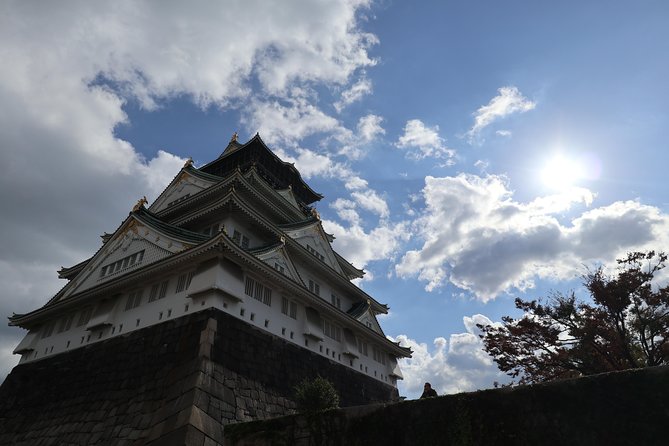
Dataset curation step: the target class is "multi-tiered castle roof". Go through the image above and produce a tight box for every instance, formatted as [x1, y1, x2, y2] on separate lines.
[10, 134, 410, 386]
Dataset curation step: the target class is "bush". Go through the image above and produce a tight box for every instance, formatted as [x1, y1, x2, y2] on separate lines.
[294, 376, 340, 412]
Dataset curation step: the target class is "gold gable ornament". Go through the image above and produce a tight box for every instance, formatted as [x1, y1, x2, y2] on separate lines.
[183, 157, 193, 168]
[132, 196, 148, 212]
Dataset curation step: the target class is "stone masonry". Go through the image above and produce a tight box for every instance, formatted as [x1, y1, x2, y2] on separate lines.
[0, 308, 398, 445]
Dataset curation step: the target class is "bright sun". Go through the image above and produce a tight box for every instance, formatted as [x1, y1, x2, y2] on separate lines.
[541, 154, 584, 190]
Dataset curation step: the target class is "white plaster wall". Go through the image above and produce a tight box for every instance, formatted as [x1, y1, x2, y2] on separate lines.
[18, 259, 399, 387]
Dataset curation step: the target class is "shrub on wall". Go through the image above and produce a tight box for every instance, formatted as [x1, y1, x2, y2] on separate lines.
[294, 376, 340, 413]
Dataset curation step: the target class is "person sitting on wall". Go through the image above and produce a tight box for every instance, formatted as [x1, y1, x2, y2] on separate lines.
[420, 382, 438, 399]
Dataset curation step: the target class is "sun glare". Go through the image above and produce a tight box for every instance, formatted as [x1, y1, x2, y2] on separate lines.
[540, 154, 584, 190]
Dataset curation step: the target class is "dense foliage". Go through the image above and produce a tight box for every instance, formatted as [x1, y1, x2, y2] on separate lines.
[294, 376, 340, 412]
[479, 251, 669, 384]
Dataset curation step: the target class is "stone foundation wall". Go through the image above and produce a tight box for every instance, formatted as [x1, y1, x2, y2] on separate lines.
[0, 308, 397, 445]
[224, 365, 669, 446]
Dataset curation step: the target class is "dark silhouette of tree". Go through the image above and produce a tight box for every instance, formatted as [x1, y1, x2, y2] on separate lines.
[479, 251, 669, 385]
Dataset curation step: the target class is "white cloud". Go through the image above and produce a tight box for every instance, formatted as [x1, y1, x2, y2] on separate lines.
[243, 95, 346, 147]
[467, 86, 535, 142]
[334, 77, 373, 112]
[357, 114, 385, 142]
[395, 119, 455, 162]
[323, 219, 409, 269]
[396, 173, 669, 301]
[496, 129, 512, 137]
[331, 198, 361, 225]
[351, 190, 390, 218]
[393, 314, 508, 398]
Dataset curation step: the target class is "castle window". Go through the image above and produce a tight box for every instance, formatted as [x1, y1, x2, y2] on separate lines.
[149, 279, 170, 302]
[263, 288, 272, 306]
[281, 297, 297, 319]
[308, 279, 320, 296]
[330, 294, 341, 309]
[57, 313, 75, 333]
[202, 223, 220, 236]
[167, 193, 190, 208]
[307, 244, 325, 261]
[175, 273, 187, 292]
[77, 307, 93, 327]
[100, 250, 145, 278]
[373, 347, 387, 365]
[149, 283, 159, 302]
[232, 230, 250, 248]
[125, 289, 143, 311]
[176, 271, 194, 293]
[40, 321, 55, 339]
[323, 320, 341, 342]
[357, 338, 368, 356]
[245, 276, 272, 306]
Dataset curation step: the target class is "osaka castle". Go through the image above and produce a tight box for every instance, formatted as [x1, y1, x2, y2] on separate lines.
[0, 134, 411, 444]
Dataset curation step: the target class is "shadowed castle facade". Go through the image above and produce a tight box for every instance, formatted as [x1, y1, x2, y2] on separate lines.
[0, 134, 410, 444]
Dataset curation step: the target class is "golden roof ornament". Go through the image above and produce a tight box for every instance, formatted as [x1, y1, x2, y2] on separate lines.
[231, 132, 239, 142]
[310, 207, 321, 220]
[183, 157, 193, 168]
[132, 196, 148, 212]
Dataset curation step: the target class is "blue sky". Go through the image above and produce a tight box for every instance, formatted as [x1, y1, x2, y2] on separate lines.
[1, 0, 668, 398]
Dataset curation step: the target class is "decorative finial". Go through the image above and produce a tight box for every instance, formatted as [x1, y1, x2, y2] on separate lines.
[132, 196, 148, 212]
[280, 236, 286, 245]
[231, 132, 238, 142]
[310, 207, 321, 220]
[183, 157, 193, 168]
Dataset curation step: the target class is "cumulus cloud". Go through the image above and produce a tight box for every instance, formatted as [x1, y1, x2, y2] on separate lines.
[467, 86, 535, 142]
[334, 77, 373, 112]
[357, 114, 385, 142]
[393, 314, 509, 398]
[396, 119, 455, 163]
[323, 218, 409, 270]
[244, 94, 346, 146]
[396, 173, 669, 301]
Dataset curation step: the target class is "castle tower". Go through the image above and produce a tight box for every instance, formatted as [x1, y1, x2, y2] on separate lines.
[0, 135, 411, 445]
